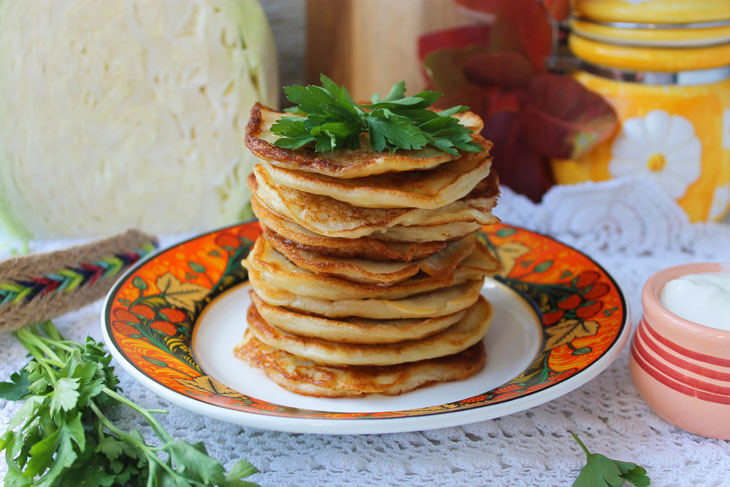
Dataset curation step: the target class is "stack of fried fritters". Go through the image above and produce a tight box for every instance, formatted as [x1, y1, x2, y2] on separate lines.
[235, 103, 502, 397]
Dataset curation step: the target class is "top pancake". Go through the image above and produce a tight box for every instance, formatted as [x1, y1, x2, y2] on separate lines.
[258, 141, 493, 209]
[244, 103, 490, 179]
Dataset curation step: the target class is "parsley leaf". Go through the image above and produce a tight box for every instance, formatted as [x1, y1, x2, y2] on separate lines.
[271, 74, 484, 156]
[0, 369, 31, 401]
[2, 321, 260, 487]
[572, 433, 650, 487]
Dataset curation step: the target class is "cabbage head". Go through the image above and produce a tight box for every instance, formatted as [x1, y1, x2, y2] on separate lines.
[0, 0, 278, 237]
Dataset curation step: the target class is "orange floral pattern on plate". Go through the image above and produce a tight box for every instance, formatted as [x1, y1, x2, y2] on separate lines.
[104, 222, 627, 420]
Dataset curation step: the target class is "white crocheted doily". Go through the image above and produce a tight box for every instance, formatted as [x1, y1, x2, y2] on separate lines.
[2, 177, 730, 486]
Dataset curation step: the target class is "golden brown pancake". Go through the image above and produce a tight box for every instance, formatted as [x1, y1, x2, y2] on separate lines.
[234, 329, 486, 397]
[266, 230, 475, 284]
[246, 295, 492, 366]
[259, 143, 493, 209]
[244, 103, 489, 179]
[248, 165, 500, 239]
[242, 236, 500, 300]
[250, 291, 465, 344]
[250, 275, 486, 319]
[255, 201, 447, 262]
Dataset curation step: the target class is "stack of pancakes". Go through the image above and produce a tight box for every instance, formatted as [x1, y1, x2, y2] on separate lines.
[235, 103, 502, 397]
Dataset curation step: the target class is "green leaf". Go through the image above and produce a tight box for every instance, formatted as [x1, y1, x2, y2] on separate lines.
[34, 428, 78, 487]
[65, 411, 86, 450]
[163, 440, 226, 484]
[142, 356, 168, 368]
[534, 260, 553, 273]
[50, 377, 80, 414]
[97, 436, 125, 462]
[132, 276, 148, 291]
[225, 459, 259, 481]
[189, 261, 206, 273]
[382, 80, 406, 102]
[25, 428, 61, 477]
[497, 227, 518, 237]
[0, 369, 32, 401]
[572, 434, 650, 487]
[275, 76, 482, 155]
[616, 461, 650, 487]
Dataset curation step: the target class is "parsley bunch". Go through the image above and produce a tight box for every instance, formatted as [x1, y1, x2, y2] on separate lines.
[271, 74, 484, 156]
[0, 321, 258, 487]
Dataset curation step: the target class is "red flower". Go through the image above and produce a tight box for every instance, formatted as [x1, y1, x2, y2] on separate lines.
[576, 301, 603, 319]
[113, 308, 140, 324]
[574, 270, 601, 288]
[542, 310, 565, 326]
[160, 307, 187, 323]
[112, 321, 139, 337]
[557, 294, 582, 310]
[583, 282, 610, 300]
[150, 320, 177, 336]
[214, 232, 240, 249]
[130, 304, 155, 320]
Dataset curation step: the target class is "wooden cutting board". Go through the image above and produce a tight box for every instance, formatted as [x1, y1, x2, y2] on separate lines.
[307, 0, 472, 100]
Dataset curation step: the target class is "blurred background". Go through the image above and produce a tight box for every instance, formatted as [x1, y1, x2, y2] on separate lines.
[1, 0, 729, 240]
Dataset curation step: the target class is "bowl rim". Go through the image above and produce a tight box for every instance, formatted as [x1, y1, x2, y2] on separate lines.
[642, 262, 730, 338]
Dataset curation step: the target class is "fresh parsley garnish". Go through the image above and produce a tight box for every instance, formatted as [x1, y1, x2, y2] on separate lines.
[271, 74, 484, 156]
[0, 321, 259, 487]
[572, 433, 650, 487]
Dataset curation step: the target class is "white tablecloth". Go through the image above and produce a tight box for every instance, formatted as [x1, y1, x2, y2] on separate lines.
[3, 178, 730, 486]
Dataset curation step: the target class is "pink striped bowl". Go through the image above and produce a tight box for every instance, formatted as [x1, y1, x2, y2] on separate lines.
[630, 263, 730, 439]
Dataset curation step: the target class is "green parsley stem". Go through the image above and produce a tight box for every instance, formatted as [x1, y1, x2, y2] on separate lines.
[33, 334, 77, 353]
[39, 320, 62, 341]
[146, 409, 169, 415]
[88, 401, 181, 479]
[14, 330, 62, 382]
[571, 432, 591, 458]
[101, 386, 173, 443]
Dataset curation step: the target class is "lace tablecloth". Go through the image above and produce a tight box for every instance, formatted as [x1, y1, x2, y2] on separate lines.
[2, 177, 730, 486]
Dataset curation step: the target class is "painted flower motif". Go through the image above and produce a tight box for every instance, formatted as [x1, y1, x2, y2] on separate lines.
[709, 183, 730, 221]
[609, 110, 702, 199]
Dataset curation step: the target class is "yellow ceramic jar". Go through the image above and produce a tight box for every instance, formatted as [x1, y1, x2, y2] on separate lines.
[554, 12, 730, 222]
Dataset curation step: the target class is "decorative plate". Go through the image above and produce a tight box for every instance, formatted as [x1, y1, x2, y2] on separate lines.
[101, 221, 630, 434]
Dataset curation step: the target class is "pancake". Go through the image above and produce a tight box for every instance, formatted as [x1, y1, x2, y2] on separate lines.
[250, 276, 485, 319]
[259, 143, 493, 209]
[245, 295, 492, 366]
[234, 330, 486, 397]
[250, 291, 465, 344]
[255, 201, 448, 261]
[243, 237, 500, 300]
[266, 230, 475, 284]
[369, 220, 486, 243]
[248, 165, 499, 239]
[244, 103, 489, 179]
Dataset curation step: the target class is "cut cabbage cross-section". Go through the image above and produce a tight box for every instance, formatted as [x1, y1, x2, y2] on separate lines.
[0, 0, 278, 237]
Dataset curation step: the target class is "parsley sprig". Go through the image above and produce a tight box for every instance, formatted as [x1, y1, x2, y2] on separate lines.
[0, 321, 259, 487]
[271, 74, 484, 156]
[572, 433, 650, 487]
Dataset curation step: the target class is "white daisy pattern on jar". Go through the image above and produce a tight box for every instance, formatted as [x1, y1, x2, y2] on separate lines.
[609, 110, 702, 199]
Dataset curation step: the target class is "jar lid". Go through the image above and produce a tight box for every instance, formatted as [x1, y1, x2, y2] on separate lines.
[575, 0, 730, 24]
[571, 18, 730, 47]
[569, 33, 730, 72]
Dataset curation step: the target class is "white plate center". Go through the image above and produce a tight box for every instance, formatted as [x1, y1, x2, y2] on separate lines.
[192, 278, 541, 413]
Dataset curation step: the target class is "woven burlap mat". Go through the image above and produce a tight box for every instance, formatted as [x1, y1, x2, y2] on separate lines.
[0, 229, 157, 332]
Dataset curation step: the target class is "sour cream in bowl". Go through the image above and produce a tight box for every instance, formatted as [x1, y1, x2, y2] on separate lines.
[630, 263, 730, 439]
[660, 273, 730, 332]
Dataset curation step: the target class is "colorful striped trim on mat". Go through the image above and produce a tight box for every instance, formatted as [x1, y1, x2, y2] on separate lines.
[0, 243, 157, 307]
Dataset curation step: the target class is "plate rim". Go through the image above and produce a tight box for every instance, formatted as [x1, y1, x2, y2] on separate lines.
[101, 220, 631, 435]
